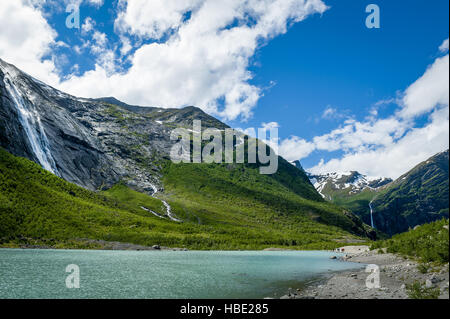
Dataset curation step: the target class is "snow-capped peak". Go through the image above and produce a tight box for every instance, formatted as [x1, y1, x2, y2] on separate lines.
[306, 171, 392, 198]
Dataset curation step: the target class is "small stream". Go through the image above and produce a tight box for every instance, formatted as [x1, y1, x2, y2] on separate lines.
[145, 183, 182, 222]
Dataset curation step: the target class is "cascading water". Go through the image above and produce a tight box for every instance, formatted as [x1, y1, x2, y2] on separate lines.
[3, 76, 59, 175]
[369, 201, 375, 228]
[144, 182, 182, 222]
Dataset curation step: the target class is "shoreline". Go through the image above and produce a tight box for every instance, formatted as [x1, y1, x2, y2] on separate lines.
[0, 241, 354, 252]
[282, 250, 450, 299]
[0, 239, 187, 251]
[2, 246, 448, 299]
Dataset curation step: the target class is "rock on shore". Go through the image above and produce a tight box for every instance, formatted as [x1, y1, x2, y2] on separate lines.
[283, 249, 449, 299]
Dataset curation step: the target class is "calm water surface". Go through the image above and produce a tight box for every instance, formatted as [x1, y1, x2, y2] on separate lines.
[0, 249, 364, 299]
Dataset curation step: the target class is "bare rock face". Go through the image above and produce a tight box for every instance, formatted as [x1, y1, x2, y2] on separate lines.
[0, 58, 226, 193]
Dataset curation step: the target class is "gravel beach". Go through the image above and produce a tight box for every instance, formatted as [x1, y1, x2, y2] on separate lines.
[282, 248, 449, 299]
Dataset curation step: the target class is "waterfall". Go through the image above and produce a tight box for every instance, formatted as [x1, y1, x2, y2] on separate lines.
[4, 77, 59, 175]
[369, 201, 375, 228]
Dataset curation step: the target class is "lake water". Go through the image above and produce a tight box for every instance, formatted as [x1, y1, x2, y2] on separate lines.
[0, 249, 364, 299]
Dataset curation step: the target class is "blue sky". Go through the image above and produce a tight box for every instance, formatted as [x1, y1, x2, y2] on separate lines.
[1, 0, 448, 178]
[235, 0, 449, 168]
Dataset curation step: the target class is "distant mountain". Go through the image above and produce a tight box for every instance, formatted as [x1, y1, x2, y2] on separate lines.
[307, 171, 392, 200]
[305, 171, 392, 227]
[371, 150, 449, 235]
[0, 58, 373, 249]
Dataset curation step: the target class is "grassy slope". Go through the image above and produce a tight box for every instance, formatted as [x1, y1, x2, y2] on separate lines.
[162, 161, 368, 237]
[371, 219, 449, 264]
[0, 148, 367, 250]
[321, 185, 377, 223]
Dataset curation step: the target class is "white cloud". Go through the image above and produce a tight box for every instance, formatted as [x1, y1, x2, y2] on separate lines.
[399, 54, 449, 118]
[87, 0, 104, 7]
[4, 1, 446, 179]
[115, 0, 203, 40]
[311, 116, 409, 153]
[119, 36, 133, 56]
[300, 48, 450, 179]
[0, 0, 60, 85]
[237, 121, 315, 162]
[308, 106, 449, 179]
[56, 0, 328, 120]
[439, 38, 449, 53]
[82, 17, 95, 33]
[261, 122, 280, 130]
[1, 0, 328, 121]
[278, 136, 315, 162]
[322, 106, 337, 119]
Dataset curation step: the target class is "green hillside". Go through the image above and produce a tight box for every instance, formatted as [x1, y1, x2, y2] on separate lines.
[371, 150, 449, 235]
[320, 186, 378, 223]
[371, 219, 449, 264]
[0, 148, 369, 250]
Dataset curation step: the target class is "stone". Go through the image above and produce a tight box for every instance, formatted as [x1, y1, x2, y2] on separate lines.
[430, 275, 440, 284]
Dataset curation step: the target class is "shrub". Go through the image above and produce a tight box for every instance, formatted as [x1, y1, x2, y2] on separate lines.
[406, 282, 440, 299]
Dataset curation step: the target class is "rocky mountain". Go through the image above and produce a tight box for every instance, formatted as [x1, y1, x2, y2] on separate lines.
[371, 150, 449, 235]
[0, 58, 373, 249]
[304, 171, 391, 227]
[0, 58, 225, 193]
[307, 171, 392, 200]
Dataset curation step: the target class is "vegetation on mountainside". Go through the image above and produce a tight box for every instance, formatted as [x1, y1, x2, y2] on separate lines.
[322, 187, 377, 225]
[162, 161, 370, 237]
[0, 148, 367, 250]
[370, 150, 449, 235]
[370, 219, 449, 264]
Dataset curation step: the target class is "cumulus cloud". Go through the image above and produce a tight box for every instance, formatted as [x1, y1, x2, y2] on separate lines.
[2, 0, 327, 121]
[439, 38, 449, 53]
[3, 1, 446, 179]
[309, 107, 449, 179]
[115, 0, 203, 40]
[87, 0, 104, 7]
[57, 0, 328, 120]
[82, 17, 95, 33]
[0, 0, 60, 85]
[278, 136, 315, 162]
[299, 48, 449, 179]
[399, 55, 449, 118]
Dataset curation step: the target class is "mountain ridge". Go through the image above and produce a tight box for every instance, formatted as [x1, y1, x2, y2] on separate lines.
[304, 151, 449, 235]
[1, 58, 374, 248]
[307, 171, 393, 200]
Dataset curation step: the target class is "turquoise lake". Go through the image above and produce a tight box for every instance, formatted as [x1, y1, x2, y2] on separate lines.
[0, 249, 364, 299]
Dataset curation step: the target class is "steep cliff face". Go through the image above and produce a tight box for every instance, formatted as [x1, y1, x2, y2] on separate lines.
[0, 58, 226, 193]
[1, 59, 119, 190]
[371, 150, 449, 235]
